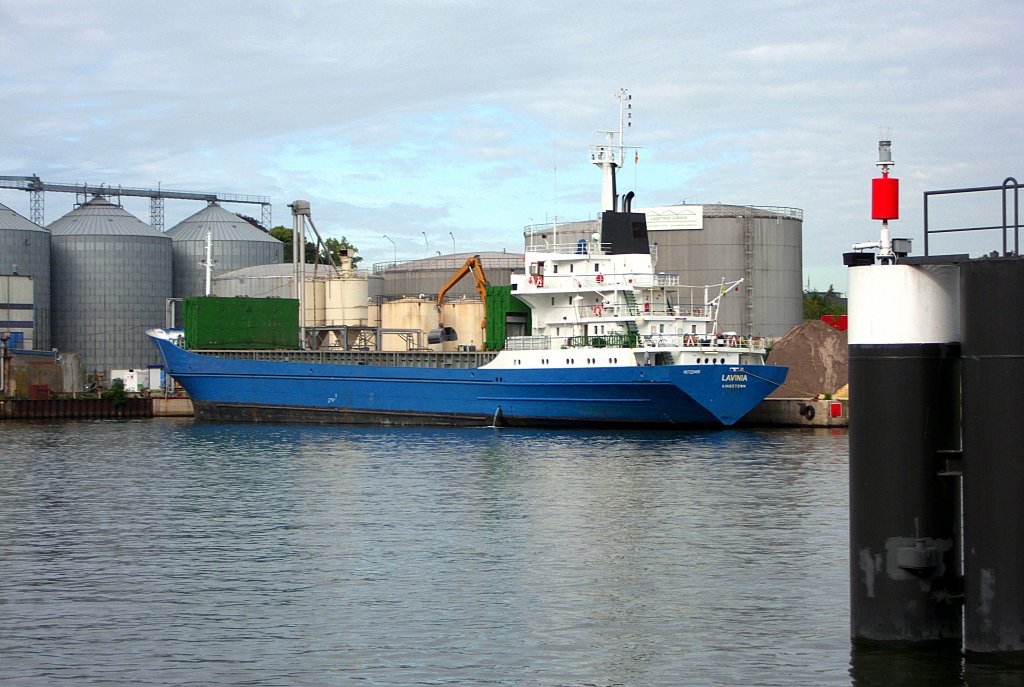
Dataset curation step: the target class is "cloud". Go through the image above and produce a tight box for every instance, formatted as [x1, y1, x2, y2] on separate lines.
[0, 0, 1021, 288]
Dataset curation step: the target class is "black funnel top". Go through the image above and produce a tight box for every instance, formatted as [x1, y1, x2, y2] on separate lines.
[600, 211, 650, 255]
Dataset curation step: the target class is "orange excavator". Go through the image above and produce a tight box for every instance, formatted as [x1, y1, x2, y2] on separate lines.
[427, 255, 489, 344]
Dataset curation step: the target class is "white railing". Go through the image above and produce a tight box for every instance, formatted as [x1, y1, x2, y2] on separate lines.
[505, 335, 553, 351]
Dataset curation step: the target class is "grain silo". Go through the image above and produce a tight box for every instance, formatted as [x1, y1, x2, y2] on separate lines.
[166, 202, 283, 297]
[49, 196, 172, 377]
[535, 204, 803, 338]
[0, 202, 50, 349]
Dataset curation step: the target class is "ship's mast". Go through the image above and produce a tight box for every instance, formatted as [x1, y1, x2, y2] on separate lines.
[590, 88, 632, 212]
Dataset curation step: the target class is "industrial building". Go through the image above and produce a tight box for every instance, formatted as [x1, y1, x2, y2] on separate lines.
[0, 203, 50, 349]
[0, 274, 35, 350]
[48, 196, 172, 376]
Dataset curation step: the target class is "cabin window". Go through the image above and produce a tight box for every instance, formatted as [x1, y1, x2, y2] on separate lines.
[569, 264, 574, 273]
[594, 264, 600, 272]
[553, 264, 558, 274]
[551, 297, 555, 306]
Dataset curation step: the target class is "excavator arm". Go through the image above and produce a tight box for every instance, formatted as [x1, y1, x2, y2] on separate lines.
[428, 255, 489, 344]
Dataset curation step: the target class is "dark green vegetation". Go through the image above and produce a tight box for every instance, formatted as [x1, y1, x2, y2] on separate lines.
[269, 227, 362, 266]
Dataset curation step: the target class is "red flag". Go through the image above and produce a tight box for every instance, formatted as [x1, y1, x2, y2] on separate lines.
[634, 151, 639, 164]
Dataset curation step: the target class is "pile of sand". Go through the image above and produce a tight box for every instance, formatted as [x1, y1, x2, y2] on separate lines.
[765, 320, 848, 399]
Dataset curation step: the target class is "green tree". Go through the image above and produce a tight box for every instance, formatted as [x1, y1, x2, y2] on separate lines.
[269, 226, 318, 263]
[102, 378, 128, 406]
[322, 236, 363, 266]
[270, 227, 362, 266]
[803, 285, 847, 320]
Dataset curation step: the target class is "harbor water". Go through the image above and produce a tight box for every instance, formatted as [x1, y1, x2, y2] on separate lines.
[0, 420, 1016, 685]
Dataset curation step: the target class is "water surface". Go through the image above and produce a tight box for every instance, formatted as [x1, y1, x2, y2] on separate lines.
[0, 420, 968, 684]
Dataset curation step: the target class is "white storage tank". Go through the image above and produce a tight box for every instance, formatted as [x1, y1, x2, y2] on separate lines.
[48, 196, 172, 376]
[0, 202, 50, 349]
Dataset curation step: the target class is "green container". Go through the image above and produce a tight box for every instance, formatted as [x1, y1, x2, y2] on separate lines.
[484, 286, 531, 351]
[183, 297, 299, 350]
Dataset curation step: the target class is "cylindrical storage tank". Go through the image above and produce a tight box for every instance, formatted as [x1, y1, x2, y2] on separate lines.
[545, 204, 804, 338]
[0, 202, 50, 349]
[960, 257, 1024, 653]
[324, 274, 369, 326]
[49, 196, 172, 376]
[166, 202, 283, 298]
[847, 262, 962, 644]
[213, 263, 295, 299]
[376, 252, 523, 300]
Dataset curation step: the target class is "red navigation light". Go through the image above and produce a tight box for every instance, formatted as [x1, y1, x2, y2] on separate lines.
[872, 176, 899, 220]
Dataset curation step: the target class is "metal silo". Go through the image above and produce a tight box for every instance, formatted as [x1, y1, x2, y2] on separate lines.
[166, 202, 283, 297]
[645, 204, 803, 339]
[534, 204, 804, 339]
[0, 202, 50, 349]
[48, 196, 172, 377]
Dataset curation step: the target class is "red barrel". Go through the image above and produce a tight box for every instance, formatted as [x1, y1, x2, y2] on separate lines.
[872, 177, 899, 220]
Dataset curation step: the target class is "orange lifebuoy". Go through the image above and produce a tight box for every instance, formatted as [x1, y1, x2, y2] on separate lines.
[596, 273, 604, 284]
[593, 305, 603, 317]
[694, 307, 702, 317]
[728, 336, 738, 347]
[684, 335, 696, 346]
[536, 275, 544, 287]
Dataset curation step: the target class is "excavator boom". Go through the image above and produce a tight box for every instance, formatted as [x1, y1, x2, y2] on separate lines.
[428, 256, 489, 344]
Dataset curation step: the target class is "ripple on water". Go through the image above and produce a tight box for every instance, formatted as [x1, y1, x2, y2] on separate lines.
[0, 420, 855, 686]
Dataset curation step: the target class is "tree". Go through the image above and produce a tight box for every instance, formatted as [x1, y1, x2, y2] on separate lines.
[237, 214, 266, 230]
[322, 236, 363, 266]
[102, 378, 128, 406]
[803, 285, 847, 321]
[269, 226, 318, 263]
[269, 227, 363, 266]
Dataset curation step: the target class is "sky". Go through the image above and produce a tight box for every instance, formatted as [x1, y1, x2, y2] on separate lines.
[2, 0, 1021, 291]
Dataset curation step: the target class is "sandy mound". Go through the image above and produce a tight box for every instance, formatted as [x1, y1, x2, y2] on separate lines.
[765, 320, 848, 398]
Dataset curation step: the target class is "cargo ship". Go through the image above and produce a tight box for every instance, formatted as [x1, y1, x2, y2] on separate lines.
[148, 204, 786, 427]
[148, 105, 787, 427]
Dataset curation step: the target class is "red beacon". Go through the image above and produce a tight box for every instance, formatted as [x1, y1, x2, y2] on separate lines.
[872, 139, 899, 220]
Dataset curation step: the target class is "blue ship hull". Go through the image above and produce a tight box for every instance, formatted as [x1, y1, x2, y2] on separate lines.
[151, 335, 787, 428]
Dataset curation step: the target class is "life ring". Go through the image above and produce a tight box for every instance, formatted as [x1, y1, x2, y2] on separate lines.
[536, 275, 544, 287]
[684, 335, 696, 346]
[596, 273, 604, 284]
[528, 275, 534, 284]
[728, 336, 738, 347]
[593, 305, 603, 317]
[694, 307, 702, 317]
